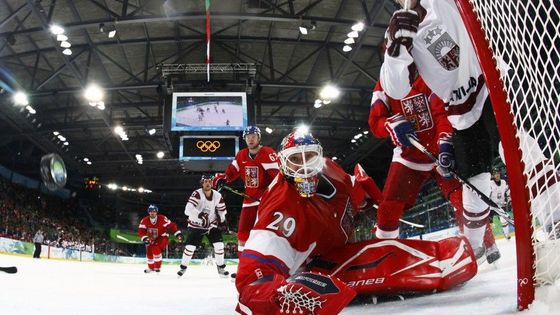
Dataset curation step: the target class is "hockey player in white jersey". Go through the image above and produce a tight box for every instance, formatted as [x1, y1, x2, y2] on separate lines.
[489, 168, 513, 239]
[177, 174, 229, 277]
[379, 0, 499, 257]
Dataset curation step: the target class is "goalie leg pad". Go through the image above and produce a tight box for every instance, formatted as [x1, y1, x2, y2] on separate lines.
[309, 236, 477, 295]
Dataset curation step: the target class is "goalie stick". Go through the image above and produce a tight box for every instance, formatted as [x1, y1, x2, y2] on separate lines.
[220, 184, 426, 229]
[0, 266, 17, 274]
[407, 136, 514, 224]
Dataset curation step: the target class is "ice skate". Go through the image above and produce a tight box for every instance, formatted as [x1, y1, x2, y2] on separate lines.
[473, 246, 487, 265]
[177, 265, 187, 278]
[486, 244, 501, 264]
[144, 268, 154, 273]
[217, 264, 229, 278]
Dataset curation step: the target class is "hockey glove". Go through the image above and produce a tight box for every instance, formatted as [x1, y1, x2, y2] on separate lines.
[213, 173, 227, 190]
[141, 236, 150, 245]
[276, 272, 356, 315]
[437, 133, 455, 179]
[387, 9, 419, 57]
[385, 114, 417, 147]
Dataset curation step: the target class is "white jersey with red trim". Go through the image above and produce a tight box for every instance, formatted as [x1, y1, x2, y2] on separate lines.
[489, 179, 510, 208]
[184, 189, 227, 229]
[380, 0, 488, 130]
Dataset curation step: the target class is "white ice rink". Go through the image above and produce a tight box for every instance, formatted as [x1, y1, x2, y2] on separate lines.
[1, 237, 559, 315]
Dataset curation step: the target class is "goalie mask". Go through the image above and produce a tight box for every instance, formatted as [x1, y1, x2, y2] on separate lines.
[279, 130, 324, 198]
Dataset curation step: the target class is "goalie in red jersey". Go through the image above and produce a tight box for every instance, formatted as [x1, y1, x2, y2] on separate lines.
[138, 204, 183, 273]
[234, 128, 478, 315]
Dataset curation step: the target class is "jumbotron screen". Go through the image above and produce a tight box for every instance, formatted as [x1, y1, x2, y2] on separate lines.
[170, 92, 248, 132]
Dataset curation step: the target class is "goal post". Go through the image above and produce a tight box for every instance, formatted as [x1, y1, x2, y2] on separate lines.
[455, 0, 560, 310]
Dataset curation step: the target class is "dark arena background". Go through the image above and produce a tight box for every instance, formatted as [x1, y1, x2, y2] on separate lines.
[0, 0, 558, 314]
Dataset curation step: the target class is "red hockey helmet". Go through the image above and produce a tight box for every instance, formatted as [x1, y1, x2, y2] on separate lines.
[279, 128, 324, 197]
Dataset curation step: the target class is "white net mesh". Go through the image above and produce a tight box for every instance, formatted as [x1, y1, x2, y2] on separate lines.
[466, 0, 560, 285]
[277, 284, 325, 314]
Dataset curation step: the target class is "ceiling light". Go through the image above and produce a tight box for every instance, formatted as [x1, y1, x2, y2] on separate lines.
[63, 141, 69, 146]
[332, 156, 338, 161]
[53, 131, 59, 136]
[62, 48, 72, 55]
[351, 139, 357, 143]
[314, 102, 322, 109]
[26, 105, 36, 114]
[319, 84, 340, 100]
[108, 30, 116, 38]
[295, 124, 309, 134]
[265, 127, 273, 134]
[107, 183, 118, 190]
[84, 84, 104, 102]
[97, 102, 105, 110]
[86, 161, 92, 165]
[343, 45, 352, 52]
[50, 25, 65, 35]
[156, 151, 165, 159]
[58, 136, 66, 141]
[83, 157, 89, 162]
[347, 31, 359, 38]
[60, 41, 71, 48]
[351, 22, 365, 32]
[13, 91, 29, 106]
[138, 187, 145, 193]
[363, 130, 369, 135]
[299, 26, 308, 35]
[322, 99, 331, 104]
[56, 34, 68, 41]
[344, 37, 355, 45]
[148, 128, 156, 135]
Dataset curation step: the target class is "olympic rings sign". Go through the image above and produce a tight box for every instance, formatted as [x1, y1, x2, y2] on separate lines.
[196, 140, 221, 152]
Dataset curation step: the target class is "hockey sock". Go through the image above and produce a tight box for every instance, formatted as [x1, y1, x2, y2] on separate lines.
[213, 242, 225, 266]
[181, 245, 196, 267]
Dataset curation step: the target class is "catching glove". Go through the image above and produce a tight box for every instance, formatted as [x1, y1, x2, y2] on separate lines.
[437, 133, 455, 179]
[387, 9, 419, 57]
[385, 114, 417, 147]
[175, 232, 184, 243]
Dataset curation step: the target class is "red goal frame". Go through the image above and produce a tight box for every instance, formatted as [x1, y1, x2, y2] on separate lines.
[455, 0, 535, 310]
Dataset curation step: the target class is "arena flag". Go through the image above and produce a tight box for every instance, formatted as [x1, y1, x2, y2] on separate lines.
[205, 0, 211, 82]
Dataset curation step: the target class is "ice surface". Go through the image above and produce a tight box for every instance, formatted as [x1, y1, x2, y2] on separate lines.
[1, 237, 558, 314]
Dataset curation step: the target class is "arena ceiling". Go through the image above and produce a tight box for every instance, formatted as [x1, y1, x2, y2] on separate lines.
[0, 0, 397, 202]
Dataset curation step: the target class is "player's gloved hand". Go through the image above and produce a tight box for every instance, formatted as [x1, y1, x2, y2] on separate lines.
[386, 9, 419, 57]
[175, 232, 184, 243]
[213, 173, 227, 190]
[141, 236, 150, 245]
[385, 114, 417, 147]
[275, 272, 356, 315]
[218, 220, 230, 234]
[437, 133, 455, 179]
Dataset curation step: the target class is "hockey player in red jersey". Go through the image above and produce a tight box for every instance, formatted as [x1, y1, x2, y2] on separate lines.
[234, 128, 477, 314]
[138, 204, 183, 273]
[213, 125, 279, 253]
[369, 76, 500, 263]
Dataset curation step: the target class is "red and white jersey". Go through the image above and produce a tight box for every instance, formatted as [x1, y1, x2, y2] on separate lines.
[185, 188, 227, 229]
[236, 158, 360, 291]
[369, 78, 453, 171]
[379, 0, 488, 130]
[138, 214, 179, 243]
[489, 179, 510, 207]
[225, 145, 279, 207]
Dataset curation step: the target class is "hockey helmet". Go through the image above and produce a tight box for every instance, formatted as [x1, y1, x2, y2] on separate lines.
[147, 204, 159, 213]
[279, 128, 324, 197]
[200, 174, 214, 184]
[243, 125, 261, 139]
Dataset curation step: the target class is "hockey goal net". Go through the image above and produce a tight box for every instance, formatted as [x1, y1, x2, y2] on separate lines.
[456, 0, 560, 310]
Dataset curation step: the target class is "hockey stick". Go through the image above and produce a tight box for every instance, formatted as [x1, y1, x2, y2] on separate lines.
[219, 184, 260, 202]
[0, 266, 18, 274]
[407, 136, 514, 224]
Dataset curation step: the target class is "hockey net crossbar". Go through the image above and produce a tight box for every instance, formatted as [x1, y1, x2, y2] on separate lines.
[456, 0, 560, 310]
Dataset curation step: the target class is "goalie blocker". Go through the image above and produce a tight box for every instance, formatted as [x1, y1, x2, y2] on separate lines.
[309, 235, 477, 295]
